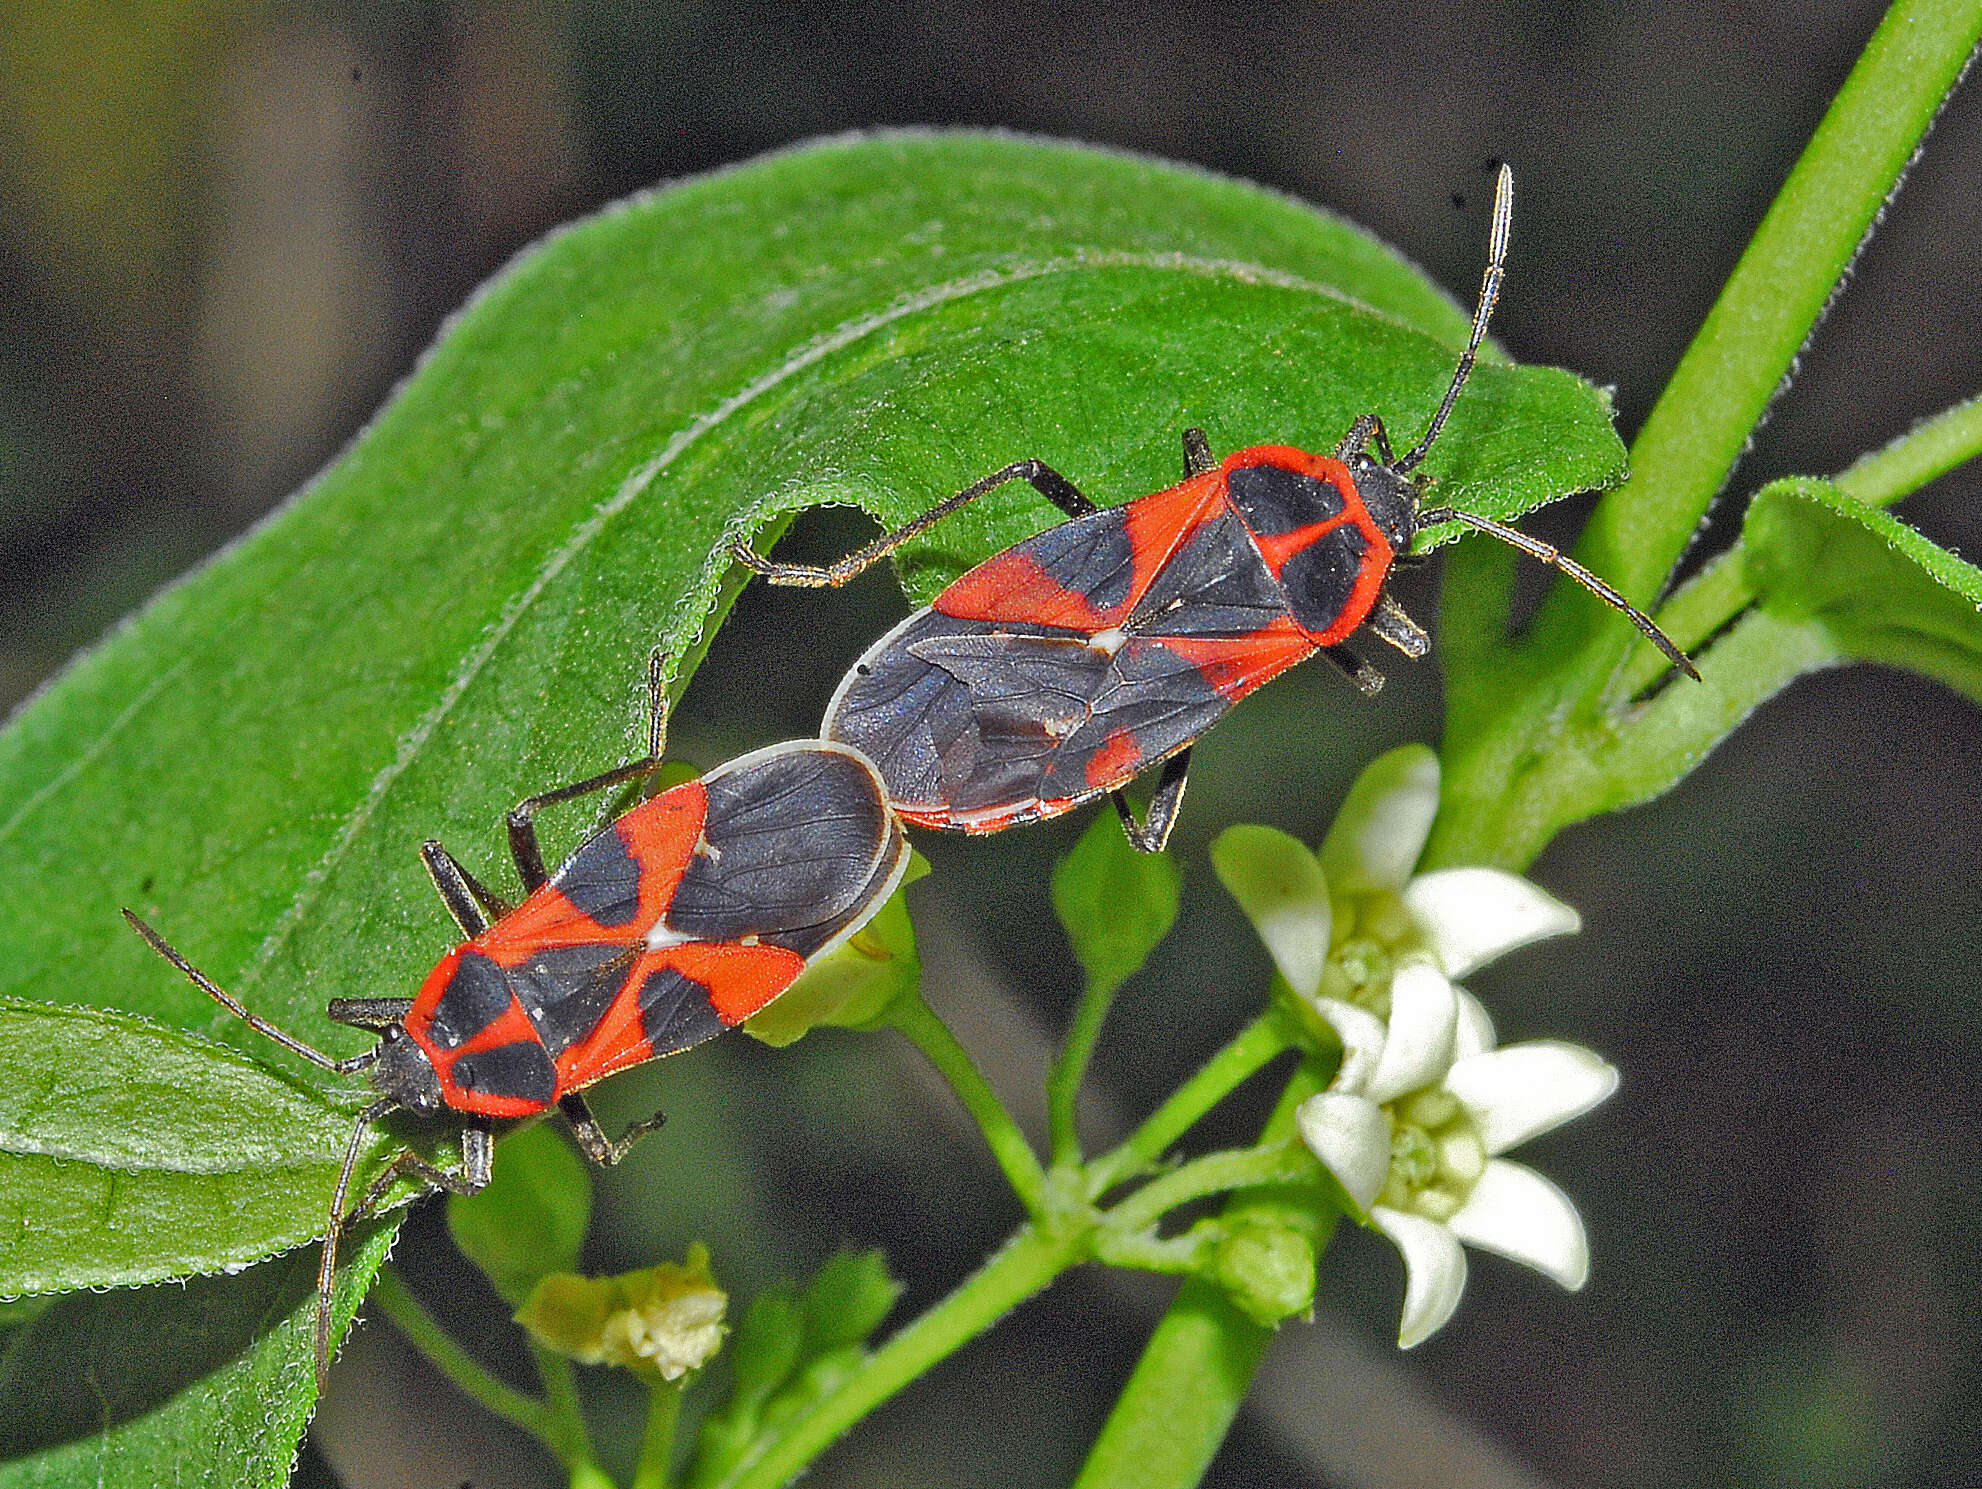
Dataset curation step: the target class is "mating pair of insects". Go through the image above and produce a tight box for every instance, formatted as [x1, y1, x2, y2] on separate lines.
[129, 168, 1695, 1386]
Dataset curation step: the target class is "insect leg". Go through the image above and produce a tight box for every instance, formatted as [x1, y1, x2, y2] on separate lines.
[1182, 427, 1216, 477]
[1365, 593, 1432, 659]
[326, 997, 414, 1030]
[1319, 644, 1386, 696]
[507, 650, 673, 892]
[1110, 749, 1193, 854]
[558, 1091, 668, 1166]
[312, 1118, 493, 1387]
[1335, 414, 1398, 466]
[420, 841, 504, 935]
[728, 458, 1097, 587]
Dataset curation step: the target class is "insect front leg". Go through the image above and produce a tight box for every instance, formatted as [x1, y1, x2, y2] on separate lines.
[559, 1091, 667, 1165]
[1110, 749, 1192, 854]
[507, 650, 672, 892]
[1335, 414, 1398, 465]
[1365, 593, 1432, 659]
[728, 458, 1098, 587]
[344, 1122, 496, 1226]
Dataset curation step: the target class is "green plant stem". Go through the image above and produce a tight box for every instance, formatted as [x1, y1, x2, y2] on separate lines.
[532, 1341, 603, 1484]
[1617, 387, 1982, 695]
[1583, 0, 1982, 607]
[373, 1267, 596, 1474]
[1835, 390, 1982, 506]
[633, 1380, 686, 1489]
[715, 1226, 1081, 1489]
[888, 992, 1048, 1216]
[1049, 971, 1124, 1167]
[1088, 1013, 1293, 1194]
[1073, 1066, 1325, 1489]
[1102, 1144, 1314, 1237]
[1430, 0, 1982, 873]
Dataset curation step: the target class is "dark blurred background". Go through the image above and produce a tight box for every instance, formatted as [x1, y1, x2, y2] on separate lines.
[6, 3, 1981, 1487]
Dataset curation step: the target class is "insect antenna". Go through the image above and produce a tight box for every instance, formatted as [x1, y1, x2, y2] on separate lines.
[1395, 163, 1513, 476]
[122, 908, 379, 1074]
[1415, 505, 1699, 679]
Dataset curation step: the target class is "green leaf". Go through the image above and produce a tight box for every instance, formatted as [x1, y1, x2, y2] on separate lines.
[798, 1249, 903, 1358]
[447, 1123, 592, 1307]
[1209, 825, 1330, 999]
[688, 1251, 901, 1489]
[1051, 814, 1184, 1000]
[0, 130, 1626, 1475]
[1745, 478, 1982, 701]
[0, 997, 372, 1295]
[0, 1230, 390, 1489]
[724, 1285, 805, 1412]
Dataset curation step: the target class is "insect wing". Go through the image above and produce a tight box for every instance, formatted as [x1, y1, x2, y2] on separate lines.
[555, 743, 913, 1086]
[554, 939, 808, 1089]
[826, 499, 1319, 829]
[665, 742, 908, 958]
[934, 472, 1224, 629]
[493, 783, 707, 951]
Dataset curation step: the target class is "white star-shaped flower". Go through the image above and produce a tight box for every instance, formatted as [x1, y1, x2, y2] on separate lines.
[1213, 745, 1616, 1348]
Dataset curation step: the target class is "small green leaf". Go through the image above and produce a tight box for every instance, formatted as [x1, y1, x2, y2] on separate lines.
[0, 997, 373, 1295]
[1318, 744, 1440, 895]
[688, 1251, 900, 1489]
[1051, 813, 1184, 998]
[725, 1285, 805, 1410]
[447, 1123, 591, 1306]
[798, 1249, 903, 1357]
[1745, 477, 1982, 701]
[1209, 825, 1330, 999]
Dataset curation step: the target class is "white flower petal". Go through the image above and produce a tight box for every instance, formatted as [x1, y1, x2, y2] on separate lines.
[1210, 824, 1330, 998]
[1371, 1205, 1468, 1348]
[1320, 745, 1440, 894]
[1402, 868, 1581, 978]
[1452, 986, 1497, 1059]
[1445, 1041, 1619, 1154]
[1365, 962, 1457, 1105]
[1447, 1158, 1591, 1289]
[1311, 997, 1387, 1095]
[1296, 1093, 1392, 1212]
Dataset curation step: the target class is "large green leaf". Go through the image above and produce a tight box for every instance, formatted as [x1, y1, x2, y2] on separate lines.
[0, 999, 374, 1295]
[0, 130, 1625, 1476]
[1744, 477, 1982, 700]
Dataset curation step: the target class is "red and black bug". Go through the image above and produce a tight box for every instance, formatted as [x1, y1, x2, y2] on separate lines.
[730, 167, 1695, 851]
[125, 655, 910, 1385]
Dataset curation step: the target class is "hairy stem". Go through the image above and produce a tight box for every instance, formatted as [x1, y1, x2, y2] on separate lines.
[373, 1267, 593, 1475]
[1102, 1143, 1314, 1237]
[888, 992, 1048, 1216]
[1088, 1013, 1295, 1195]
[1072, 1066, 1325, 1489]
[1049, 971, 1123, 1167]
[714, 1226, 1080, 1489]
[633, 1380, 686, 1489]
